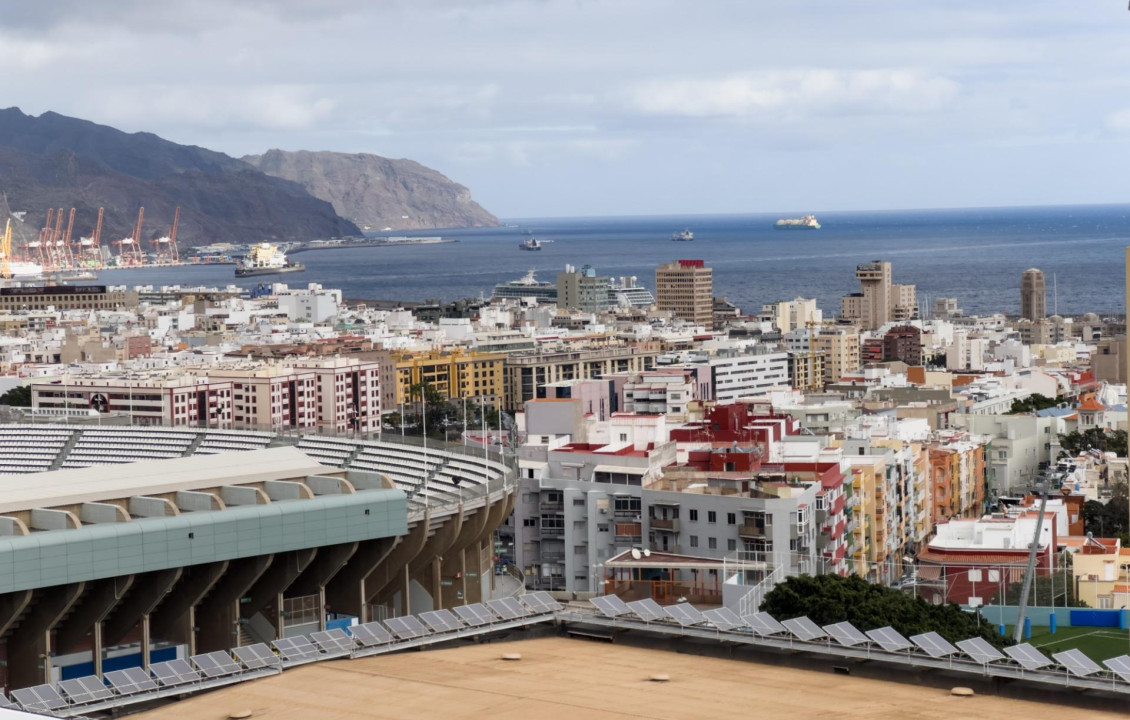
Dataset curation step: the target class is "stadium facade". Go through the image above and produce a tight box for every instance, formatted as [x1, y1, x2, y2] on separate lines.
[0, 425, 514, 690]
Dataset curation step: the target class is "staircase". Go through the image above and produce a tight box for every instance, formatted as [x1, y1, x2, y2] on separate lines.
[182, 432, 206, 457]
[49, 429, 82, 470]
[342, 444, 363, 469]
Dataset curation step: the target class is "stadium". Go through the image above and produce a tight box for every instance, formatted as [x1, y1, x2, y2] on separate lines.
[0, 423, 1128, 718]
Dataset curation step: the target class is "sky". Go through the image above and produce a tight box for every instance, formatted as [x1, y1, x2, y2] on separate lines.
[1, 0, 1128, 218]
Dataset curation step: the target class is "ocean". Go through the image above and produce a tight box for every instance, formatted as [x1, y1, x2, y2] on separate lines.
[96, 205, 1130, 318]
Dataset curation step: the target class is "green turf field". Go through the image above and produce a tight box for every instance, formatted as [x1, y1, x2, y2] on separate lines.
[1004, 624, 1130, 663]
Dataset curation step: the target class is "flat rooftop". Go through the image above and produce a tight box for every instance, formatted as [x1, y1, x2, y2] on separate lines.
[0, 446, 328, 514]
[132, 637, 1122, 720]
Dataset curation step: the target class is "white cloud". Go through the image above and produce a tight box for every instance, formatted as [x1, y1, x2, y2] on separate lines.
[627, 69, 960, 118]
[1105, 108, 1130, 134]
[88, 86, 338, 132]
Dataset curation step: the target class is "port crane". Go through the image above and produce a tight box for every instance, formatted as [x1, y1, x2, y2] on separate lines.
[152, 206, 180, 264]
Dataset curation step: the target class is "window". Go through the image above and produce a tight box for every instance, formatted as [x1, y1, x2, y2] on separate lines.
[619, 433, 628, 442]
[707, 511, 717, 524]
[727, 512, 736, 525]
[708, 537, 717, 550]
[689, 535, 699, 548]
[597, 523, 610, 533]
[573, 498, 585, 507]
[727, 539, 737, 552]
[523, 518, 537, 527]
[689, 509, 698, 522]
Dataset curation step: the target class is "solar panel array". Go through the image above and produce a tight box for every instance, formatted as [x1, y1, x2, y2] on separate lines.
[664, 602, 706, 627]
[191, 651, 242, 678]
[626, 598, 666, 623]
[273, 635, 322, 664]
[1105, 655, 1130, 683]
[311, 629, 355, 655]
[454, 603, 494, 626]
[520, 591, 563, 614]
[747, 612, 787, 636]
[420, 609, 464, 633]
[352, 621, 395, 646]
[1004, 643, 1052, 670]
[956, 637, 1006, 665]
[150, 659, 201, 687]
[702, 607, 746, 631]
[233, 643, 281, 670]
[910, 632, 958, 658]
[590, 594, 632, 618]
[10, 685, 68, 713]
[0, 692, 18, 710]
[1053, 648, 1103, 677]
[58, 676, 113, 705]
[781, 616, 825, 641]
[824, 621, 871, 647]
[866, 626, 912, 653]
[385, 614, 433, 640]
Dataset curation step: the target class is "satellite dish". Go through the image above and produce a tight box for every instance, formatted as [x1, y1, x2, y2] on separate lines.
[631, 548, 642, 560]
[642, 548, 651, 557]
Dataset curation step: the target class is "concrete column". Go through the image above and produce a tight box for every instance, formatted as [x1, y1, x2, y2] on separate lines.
[101, 568, 182, 647]
[240, 549, 316, 639]
[54, 576, 136, 675]
[0, 590, 33, 639]
[195, 555, 273, 653]
[286, 542, 359, 629]
[6, 583, 86, 690]
[324, 537, 400, 622]
[150, 562, 229, 657]
[366, 515, 430, 610]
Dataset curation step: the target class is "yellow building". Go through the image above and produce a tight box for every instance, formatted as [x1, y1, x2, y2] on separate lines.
[392, 348, 506, 408]
[1072, 543, 1128, 609]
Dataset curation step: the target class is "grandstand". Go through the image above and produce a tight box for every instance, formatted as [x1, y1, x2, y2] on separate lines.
[0, 424, 515, 693]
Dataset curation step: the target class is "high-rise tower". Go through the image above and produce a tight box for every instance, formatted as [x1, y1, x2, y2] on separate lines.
[1020, 268, 1046, 321]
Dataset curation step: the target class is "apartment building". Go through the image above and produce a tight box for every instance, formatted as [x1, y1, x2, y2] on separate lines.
[840, 261, 917, 330]
[621, 369, 698, 421]
[208, 365, 318, 429]
[503, 342, 661, 411]
[758, 297, 822, 334]
[708, 348, 790, 402]
[0, 285, 139, 312]
[295, 356, 381, 433]
[813, 326, 861, 384]
[391, 348, 505, 408]
[655, 259, 714, 329]
[33, 374, 233, 426]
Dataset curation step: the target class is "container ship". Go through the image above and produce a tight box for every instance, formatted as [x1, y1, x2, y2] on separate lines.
[774, 215, 821, 229]
[235, 242, 306, 277]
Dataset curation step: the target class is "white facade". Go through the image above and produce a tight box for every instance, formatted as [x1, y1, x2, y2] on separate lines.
[710, 351, 789, 402]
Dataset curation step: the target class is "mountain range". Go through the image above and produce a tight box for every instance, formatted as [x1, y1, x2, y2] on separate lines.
[0, 108, 498, 248]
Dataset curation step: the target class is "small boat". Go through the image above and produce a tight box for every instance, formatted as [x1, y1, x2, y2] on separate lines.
[671, 229, 694, 241]
[774, 215, 821, 230]
[518, 237, 543, 251]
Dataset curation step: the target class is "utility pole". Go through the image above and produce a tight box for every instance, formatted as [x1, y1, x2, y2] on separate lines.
[1013, 482, 1050, 643]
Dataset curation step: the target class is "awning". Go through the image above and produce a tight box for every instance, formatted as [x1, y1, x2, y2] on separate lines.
[593, 464, 645, 475]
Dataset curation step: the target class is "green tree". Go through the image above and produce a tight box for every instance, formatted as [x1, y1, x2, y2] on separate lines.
[1058, 428, 1127, 458]
[1080, 482, 1129, 538]
[0, 386, 31, 407]
[1008, 394, 1059, 414]
[1002, 567, 1084, 607]
[761, 573, 1011, 649]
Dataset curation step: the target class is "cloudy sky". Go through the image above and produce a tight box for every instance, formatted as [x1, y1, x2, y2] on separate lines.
[2, 0, 1128, 217]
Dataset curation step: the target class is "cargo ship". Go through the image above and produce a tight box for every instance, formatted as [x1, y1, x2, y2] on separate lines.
[518, 237, 543, 251]
[235, 242, 306, 277]
[774, 215, 821, 229]
[671, 229, 694, 241]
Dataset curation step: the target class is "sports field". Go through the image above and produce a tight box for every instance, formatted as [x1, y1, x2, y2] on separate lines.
[1008, 624, 1130, 663]
[133, 637, 1126, 720]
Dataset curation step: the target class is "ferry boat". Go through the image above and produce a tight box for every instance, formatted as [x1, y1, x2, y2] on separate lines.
[59, 271, 98, 281]
[235, 242, 306, 277]
[518, 237, 543, 251]
[671, 229, 694, 241]
[774, 215, 821, 230]
[492, 269, 557, 302]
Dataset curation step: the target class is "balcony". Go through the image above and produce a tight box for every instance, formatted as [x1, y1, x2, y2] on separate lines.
[541, 550, 565, 562]
[539, 501, 564, 513]
[540, 526, 565, 537]
[738, 523, 771, 539]
[650, 517, 681, 532]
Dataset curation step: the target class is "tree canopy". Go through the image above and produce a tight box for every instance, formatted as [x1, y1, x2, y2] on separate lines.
[1008, 394, 1058, 414]
[1080, 481, 1129, 543]
[0, 386, 30, 407]
[1058, 428, 1127, 458]
[760, 573, 1010, 649]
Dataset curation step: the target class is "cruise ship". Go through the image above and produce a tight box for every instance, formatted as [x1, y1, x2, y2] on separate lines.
[492, 270, 558, 303]
[774, 215, 821, 229]
[235, 242, 306, 277]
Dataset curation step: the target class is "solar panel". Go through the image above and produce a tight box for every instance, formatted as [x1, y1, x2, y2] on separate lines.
[499, 597, 530, 618]
[910, 631, 958, 658]
[273, 635, 322, 663]
[781, 616, 826, 641]
[232, 643, 280, 670]
[703, 607, 746, 631]
[420, 609, 464, 633]
[311, 629, 354, 655]
[825, 621, 871, 647]
[454, 603, 492, 626]
[1103, 655, 1130, 683]
[191, 650, 242, 678]
[529, 591, 563, 612]
[956, 637, 1006, 664]
[664, 602, 706, 627]
[745, 611, 788, 636]
[866, 626, 912, 652]
[626, 598, 666, 622]
[351, 622, 394, 646]
[0, 692, 17, 709]
[486, 598, 520, 620]
[1004, 643, 1052, 670]
[11, 685, 68, 713]
[590, 595, 631, 618]
[385, 615, 430, 640]
[150, 659, 201, 687]
[1053, 648, 1103, 677]
[105, 667, 159, 696]
[59, 676, 112, 705]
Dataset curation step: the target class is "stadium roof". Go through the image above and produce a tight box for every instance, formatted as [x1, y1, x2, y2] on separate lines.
[0, 446, 328, 514]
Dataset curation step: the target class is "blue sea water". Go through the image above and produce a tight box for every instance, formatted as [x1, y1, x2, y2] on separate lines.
[97, 205, 1130, 317]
